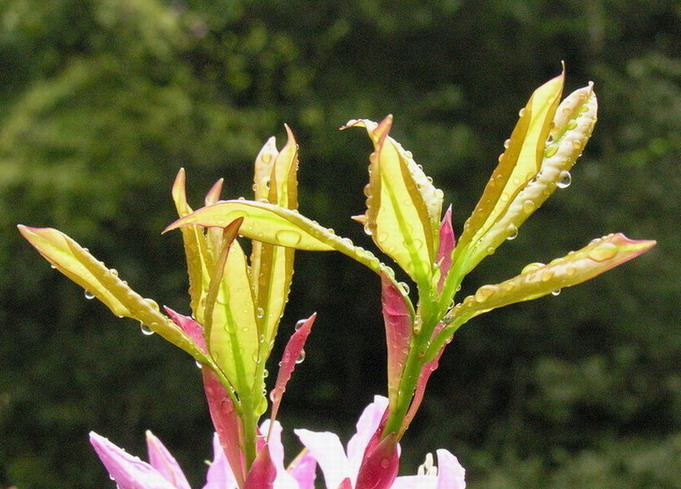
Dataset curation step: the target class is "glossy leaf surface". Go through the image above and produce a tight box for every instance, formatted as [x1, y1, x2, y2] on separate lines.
[17, 225, 198, 355]
[453, 72, 564, 275]
[452, 234, 656, 323]
[344, 116, 443, 285]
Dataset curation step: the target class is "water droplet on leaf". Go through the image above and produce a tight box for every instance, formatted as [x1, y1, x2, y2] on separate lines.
[522, 262, 544, 274]
[275, 229, 302, 247]
[551, 289, 562, 296]
[506, 224, 518, 241]
[256, 307, 264, 319]
[295, 350, 306, 364]
[588, 243, 618, 262]
[557, 171, 572, 189]
[84, 290, 95, 300]
[475, 285, 497, 303]
[140, 323, 154, 336]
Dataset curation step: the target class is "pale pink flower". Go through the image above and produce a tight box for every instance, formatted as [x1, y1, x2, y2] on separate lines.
[295, 396, 465, 489]
[90, 422, 316, 489]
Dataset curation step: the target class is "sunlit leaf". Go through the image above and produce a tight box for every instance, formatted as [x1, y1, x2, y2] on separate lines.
[171, 168, 212, 322]
[451, 234, 655, 323]
[251, 128, 298, 348]
[344, 116, 443, 286]
[203, 220, 259, 394]
[474, 83, 598, 257]
[452, 72, 565, 277]
[18, 225, 199, 355]
[164, 200, 397, 280]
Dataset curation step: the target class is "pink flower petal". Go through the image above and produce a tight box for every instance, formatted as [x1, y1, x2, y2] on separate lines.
[203, 434, 237, 489]
[435, 449, 465, 489]
[390, 475, 437, 489]
[295, 429, 348, 489]
[260, 420, 300, 489]
[287, 450, 317, 489]
[89, 432, 177, 489]
[347, 396, 390, 477]
[145, 431, 191, 489]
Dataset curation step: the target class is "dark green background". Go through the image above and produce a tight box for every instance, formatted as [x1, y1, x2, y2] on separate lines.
[1, 1, 679, 487]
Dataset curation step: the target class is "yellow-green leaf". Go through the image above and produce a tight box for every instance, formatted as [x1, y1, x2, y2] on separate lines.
[18, 225, 199, 355]
[451, 234, 655, 323]
[474, 83, 598, 259]
[344, 116, 443, 286]
[171, 168, 212, 322]
[203, 220, 259, 394]
[454, 72, 565, 275]
[164, 200, 405, 294]
[250, 129, 298, 347]
[165, 200, 335, 251]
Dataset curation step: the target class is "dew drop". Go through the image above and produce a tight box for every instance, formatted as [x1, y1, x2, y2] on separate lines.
[541, 270, 555, 282]
[84, 290, 95, 300]
[567, 120, 578, 130]
[50, 264, 56, 269]
[275, 229, 302, 247]
[363, 224, 373, 236]
[475, 285, 497, 303]
[295, 350, 306, 364]
[522, 262, 544, 274]
[503, 139, 511, 149]
[518, 108, 526, 117]
[263, 369, 269, 378]
[140, 323, 154, 336]
[588, 243, 618, 262]
[109, 268, 119, 278]
[523, 200, 536, 214]
[399, 282, 410, 295]
[551, 289, 562, 296]
[294, 319, 306, 331]
[256, 307, 264, 319]
[261, 153, 272, 163]
[506, 224, 519, 241]
[404, 150, 413, 159]
[380, 458, 391, 469]
[195, 360, 203, 369]
[544, 144, 559, 158]
[144, 298, 160, 311]
[557, 171, 572, 189]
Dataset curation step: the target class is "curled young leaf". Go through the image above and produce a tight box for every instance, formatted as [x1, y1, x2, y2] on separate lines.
[171, 168, 212, 321]
[475, 83, 598, 258]
[251, 128, 299, 351]
[450, 72, 565, 280]
[344, 116, 443, 287]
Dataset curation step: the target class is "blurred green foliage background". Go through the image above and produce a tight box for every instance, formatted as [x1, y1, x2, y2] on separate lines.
[1, 0, 679, 487]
